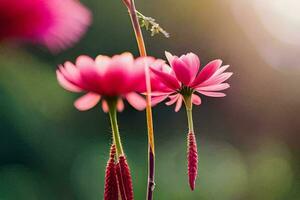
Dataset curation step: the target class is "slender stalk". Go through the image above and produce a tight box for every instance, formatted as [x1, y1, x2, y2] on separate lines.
[108, 100, 124, 157]
[186, 108, 194, 133]
[127, 0, 147, 57]
[123, 0, 156, 199]
[183, 95, 194, 132]
[147, 149, 155, 200]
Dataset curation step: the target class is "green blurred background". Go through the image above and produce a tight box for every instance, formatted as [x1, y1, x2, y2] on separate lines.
[0, 0, 299, 199]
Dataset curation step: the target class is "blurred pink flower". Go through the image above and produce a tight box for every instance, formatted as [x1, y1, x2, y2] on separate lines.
[57, 53, 163, 112]
[0, 0, 91, 52]
[150, 51, 232, 111]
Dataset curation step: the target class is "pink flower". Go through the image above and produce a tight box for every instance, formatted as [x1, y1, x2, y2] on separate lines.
[57, 52, 162, 112]
[0, 0, 91, 52]
[150, 51, 232, 111]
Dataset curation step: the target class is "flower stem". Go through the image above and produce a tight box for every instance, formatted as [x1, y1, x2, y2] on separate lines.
[183, 95, 194, 133]
[186, 108, 194, 133]
[108, 99, 124, 157]
[123, 0, 156, 199]
[127, 0, 147, 57]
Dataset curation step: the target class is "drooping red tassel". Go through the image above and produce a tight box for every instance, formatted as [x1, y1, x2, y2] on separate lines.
[187, 131, 198, 191]
[116, 162, 127, 200]
[119, 155, 134, 200]
[104, 144, 119, 200]
[116, 155, 134, 200]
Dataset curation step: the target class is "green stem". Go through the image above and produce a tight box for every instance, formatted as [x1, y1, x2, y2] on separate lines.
[183, 95, 194, 133]
[186, 108, 194, 133]
[108, 99, 124, 157]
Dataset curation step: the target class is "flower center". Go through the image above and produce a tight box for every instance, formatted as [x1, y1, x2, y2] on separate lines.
[179, 85, 194, 97]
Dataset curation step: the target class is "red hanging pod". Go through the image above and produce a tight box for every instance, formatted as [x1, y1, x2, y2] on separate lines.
[104, 144, 119, 200]
[187, 132, 198, 191]
[116, 155, 134, 200]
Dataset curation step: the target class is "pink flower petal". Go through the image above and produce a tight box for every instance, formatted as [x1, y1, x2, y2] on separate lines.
[41, 0, 91, 52]
[200, 72, 233, 87]
[152, 95, 169, 106]
[192, 94, 202, 105]
[78, 65, 103, 93]
[165, 94, 180, 106]
[200, 65, 230, 86]
[101, 98, 124, 113]
[185, 53, 200, 70]
[64, 61, 80, 78]
[175, 95, 183, 112]
[56, 70, 82, 92]
[59, 63, 77, 83]
[126, 92, 146, 111]
[102, 100, 109, 113]
[150, 67, 181, 90]
[191, 59, 222, 87]
[117, 99, 124, 112]
[161, 63, 175, 75]
[197, 83, 230, 91]
[113, 52, 134, 65]
[150, 92, 172, 96]
[74, 93, 101, 111]
[180, 53, 200, 82]
[197, 91, 226, 97]
[172, 58, 193, 85]
[60, 62, 85, 87]
[134, 56, 161, 93]
[212, 65, 230, 77]
[165, 51, 175, 65]
[95, 55, 111, 74]
[0, 0, 91, 52]
[76, 55, 95, 68]
[101, 53, 135, 96]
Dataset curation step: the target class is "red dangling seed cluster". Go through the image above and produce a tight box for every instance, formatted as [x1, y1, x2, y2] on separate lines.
[104, 145, 134, 200]
[104, 144, 119, 200]
[116, 155, 134, 200]
[187, 131, 198, 191]
[115, 162, 127, 200]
